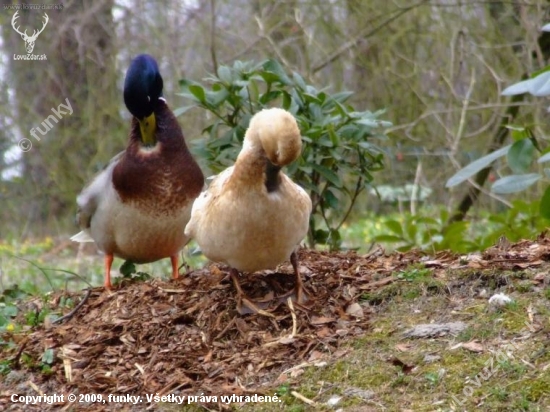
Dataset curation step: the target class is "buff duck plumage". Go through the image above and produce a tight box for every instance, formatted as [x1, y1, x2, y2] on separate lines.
[71, 54, 204, 289]
[184, 108, 312, 313]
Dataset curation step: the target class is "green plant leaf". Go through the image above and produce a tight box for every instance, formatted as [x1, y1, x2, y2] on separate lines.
[41, 348, 55, 365]
[502, 78, 532, 96]
[263, 59, 292, 85]
[178, 78, 198, 88]
[502, 71, 550, 96]
[292, 72, 307, 89]
[540, 186, 550, 219]
[385, 220, 403, 236]
[507, 138, 535, 174]
[491, 173, 541, 194]
[120, 261, 137, 277]
[323, 189, 339, 209]
[357, 118, 382, 128]
[208, 129, 236, 148]
[331, 91, 354, 103]
[510, 127, 530, 142]
[311, 164, 342, 187]
[205, 89, 229, 107]
[217, 65, 232, 83]
[504, 124, 526, 132]
[529, 71, 550, 96]
[405, 219, 417, 241]
[373, 234, 404, 243]
[2, 305, 18, 317]
[188, 85, 206, 104]
[172, 105, 195, 117]
[538, 152, 550, 164]
[259, 90, 281, 104]
[446, 145, 511, 188]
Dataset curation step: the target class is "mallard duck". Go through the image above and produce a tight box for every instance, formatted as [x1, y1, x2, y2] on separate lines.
[184, 108, 312, 313]
[71, 54, 204, 289]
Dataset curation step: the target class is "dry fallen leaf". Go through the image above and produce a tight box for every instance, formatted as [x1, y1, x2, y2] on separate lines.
[345, 302, 364, 318]
[395, 343, 413, 352]
[316, 326, 331, 338]
[462, 340, 484, 353]
[388, 357, 415, 374]
[308, 350, 324, 362]
[533, 273, 547, 282]
[310, 316, 336, 325]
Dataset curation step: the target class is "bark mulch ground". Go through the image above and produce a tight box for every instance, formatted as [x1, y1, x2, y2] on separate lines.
[2, 235, 550, 410]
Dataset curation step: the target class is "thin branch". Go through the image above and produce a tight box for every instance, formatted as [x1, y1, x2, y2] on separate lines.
[411, 160, 422, 215]
[451, 68, 476, 153]
[311, 181, 329, 215]
[210, 0, 218, 73]
[254, 15, 292, 69]
[10, 337, 29, 367]
[311, 0, 430, 73]
[336, 175, 363, 231]
[319, 201, 332, 233]
[386, 102, 531, 135]
[53, 289, 91, 324]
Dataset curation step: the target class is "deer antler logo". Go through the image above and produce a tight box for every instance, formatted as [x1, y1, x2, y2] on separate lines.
[12, 11, 49, 54]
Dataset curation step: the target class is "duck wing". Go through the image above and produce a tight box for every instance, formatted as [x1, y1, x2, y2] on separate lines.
[71, 151, 124, 242]
[184, 166, 233, 239]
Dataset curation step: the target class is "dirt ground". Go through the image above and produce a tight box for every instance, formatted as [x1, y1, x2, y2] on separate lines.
[1, 236, 550, 411]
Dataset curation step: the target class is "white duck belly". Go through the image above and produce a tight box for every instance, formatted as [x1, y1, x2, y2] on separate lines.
[90, 184, 192, 263]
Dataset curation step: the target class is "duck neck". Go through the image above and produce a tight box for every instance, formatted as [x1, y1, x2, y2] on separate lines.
[265, 161, 282, 192]
[128, 100, 187, 153]
[232, 144, 277, 190]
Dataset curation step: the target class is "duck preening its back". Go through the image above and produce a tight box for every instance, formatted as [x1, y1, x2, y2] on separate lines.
[72, 54, 204, 289]
[185, 108, 312, 314]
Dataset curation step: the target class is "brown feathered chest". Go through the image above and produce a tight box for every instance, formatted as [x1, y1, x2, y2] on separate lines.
[112, 102, 204, 215]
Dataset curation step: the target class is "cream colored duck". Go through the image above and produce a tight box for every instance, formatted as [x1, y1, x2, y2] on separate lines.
[71, 54, 204, 289]
[185, 108, 312, 313]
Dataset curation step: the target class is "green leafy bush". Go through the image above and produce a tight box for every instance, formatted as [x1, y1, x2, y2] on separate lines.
[177, 59, 391, 249]
[446, 126, 548, 211]
[446, 23, 550, 219]
[353, 201, 547, 253]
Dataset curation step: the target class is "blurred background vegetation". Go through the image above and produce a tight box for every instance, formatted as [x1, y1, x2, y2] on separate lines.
[1, 0, 550, 290]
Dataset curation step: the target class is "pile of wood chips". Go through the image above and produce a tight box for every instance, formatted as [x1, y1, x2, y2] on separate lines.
[2, 234, 550, 411]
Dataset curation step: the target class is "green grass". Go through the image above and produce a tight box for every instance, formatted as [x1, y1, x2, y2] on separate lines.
[236, 268, 550, 411]
[0, 237, 207, 297]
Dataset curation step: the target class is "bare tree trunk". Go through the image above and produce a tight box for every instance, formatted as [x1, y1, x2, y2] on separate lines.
[1, 0, 117, 234]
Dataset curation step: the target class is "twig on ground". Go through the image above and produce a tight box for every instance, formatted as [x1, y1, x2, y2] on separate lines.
[11, 337, 29, 366]
[288, 297, 297, 337]
[291, 390, 316, 405]
[53, 289, 91, 324]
